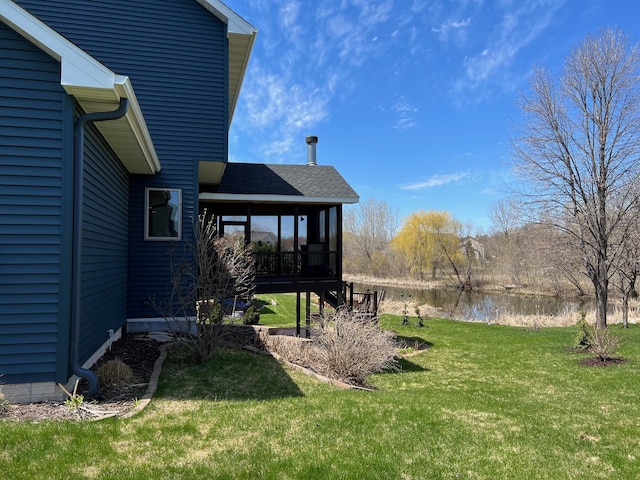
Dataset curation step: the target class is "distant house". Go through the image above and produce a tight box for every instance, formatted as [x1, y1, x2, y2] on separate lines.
[251, 231, 278, 246]
[0, 0, 358, 403]
[461, 236, 485, 262]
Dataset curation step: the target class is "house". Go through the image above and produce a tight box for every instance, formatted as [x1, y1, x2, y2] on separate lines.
[0, 0, 358, 403]
[460, 236, 485, 262]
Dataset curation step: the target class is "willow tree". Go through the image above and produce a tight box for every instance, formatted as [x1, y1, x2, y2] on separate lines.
[392, 210, 464, 284]
[513, 28, 640, 328]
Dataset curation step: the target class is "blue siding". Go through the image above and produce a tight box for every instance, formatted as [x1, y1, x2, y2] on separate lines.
[77, 111, 130, 364]
[0, 22, 72, 384]
[16, 0, 229, 317]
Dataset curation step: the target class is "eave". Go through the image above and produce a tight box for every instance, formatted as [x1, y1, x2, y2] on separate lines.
[1, 0, 160, 175]
[197, 0, 257, 126]
[199, 193, 360, 205]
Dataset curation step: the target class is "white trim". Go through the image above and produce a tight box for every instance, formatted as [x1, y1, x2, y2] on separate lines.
[80, 327, 123, 370]
[114, 79, 161, 173]
[196, 0, 257, 35]
[199, 192, 360, 204]
[195, 1, 257, 126]
[0, 0, 115, 89]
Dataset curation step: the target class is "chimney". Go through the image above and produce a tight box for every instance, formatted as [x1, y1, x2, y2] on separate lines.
[306, 135, 318, 166]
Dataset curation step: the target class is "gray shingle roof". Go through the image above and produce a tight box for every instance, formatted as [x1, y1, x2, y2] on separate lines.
[202, 163, 359, 203]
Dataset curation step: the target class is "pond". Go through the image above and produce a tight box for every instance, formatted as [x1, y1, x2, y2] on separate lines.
[354, 283, 594, 322]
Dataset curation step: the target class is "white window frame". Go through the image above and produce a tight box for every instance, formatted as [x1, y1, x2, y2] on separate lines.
[144, 188, 182, 241]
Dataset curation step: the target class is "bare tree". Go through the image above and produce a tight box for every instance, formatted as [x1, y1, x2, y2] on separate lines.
[489, 199, 523, 239]
[156, 214, 256, 363]
[611, 202, 640, 328]
[343, 198, 399, 277]
[513, 28, 640, 328]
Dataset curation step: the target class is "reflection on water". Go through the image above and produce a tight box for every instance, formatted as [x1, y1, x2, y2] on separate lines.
[356, 284, 594, 322]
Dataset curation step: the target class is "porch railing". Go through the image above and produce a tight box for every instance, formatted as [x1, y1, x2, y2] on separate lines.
[253, 249, 337, 277]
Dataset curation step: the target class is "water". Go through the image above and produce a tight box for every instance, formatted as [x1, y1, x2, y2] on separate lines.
[354, 283, 593, 322]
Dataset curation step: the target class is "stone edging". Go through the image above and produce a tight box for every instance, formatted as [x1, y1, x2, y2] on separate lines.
[119, 342, 175, 419]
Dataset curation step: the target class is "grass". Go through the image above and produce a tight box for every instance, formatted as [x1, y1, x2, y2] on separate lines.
[3, 313, 640, 478]
[254, 293, 316, 327]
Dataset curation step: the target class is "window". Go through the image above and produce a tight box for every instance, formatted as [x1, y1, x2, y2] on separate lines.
[145, 188, 181, 240]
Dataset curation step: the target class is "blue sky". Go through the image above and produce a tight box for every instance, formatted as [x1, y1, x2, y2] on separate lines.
[226, 0, 640, 232]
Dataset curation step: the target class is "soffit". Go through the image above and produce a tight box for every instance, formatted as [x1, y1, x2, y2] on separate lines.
[196, 0, 257, 126]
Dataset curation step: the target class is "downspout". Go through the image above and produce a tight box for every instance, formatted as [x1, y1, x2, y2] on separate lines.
[71, 98, 129, 398]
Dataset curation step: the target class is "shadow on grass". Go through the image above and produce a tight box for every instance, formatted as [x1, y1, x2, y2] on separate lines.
[396, 357, 430, 373]
[157, 347, 304, 402]
[397, 335, 433, 351]
[255, 299, 276, 316]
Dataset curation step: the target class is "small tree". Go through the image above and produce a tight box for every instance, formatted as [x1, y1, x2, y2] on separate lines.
[157, 213, 255, 363]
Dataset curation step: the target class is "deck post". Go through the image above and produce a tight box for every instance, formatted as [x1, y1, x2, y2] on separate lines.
[296, 291, 301, 337]
[305, 291, 311, 338]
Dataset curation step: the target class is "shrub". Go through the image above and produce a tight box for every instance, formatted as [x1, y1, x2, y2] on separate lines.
[242, 305, 260, 325]
[153, 213, 256, 363]
[97, 358, 134, 388]
[587, 327, 622, 361]
[573, 310, 591, 350]
[310, 309, 399, 386]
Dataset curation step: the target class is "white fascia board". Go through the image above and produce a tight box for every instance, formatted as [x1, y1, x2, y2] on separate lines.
[114, 77, 161, 174]
[199, 193, 360, 204]
[197, 0, 257, 35]
[1, 0, 116, 90]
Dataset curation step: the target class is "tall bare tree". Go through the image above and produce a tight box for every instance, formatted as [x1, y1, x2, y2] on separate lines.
[611, 202, 640, 328]
[343, 198, 399, 277]
[513, 28, 640, 328]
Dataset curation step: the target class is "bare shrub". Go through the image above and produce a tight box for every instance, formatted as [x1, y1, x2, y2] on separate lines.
[261, 335, 314, 367]
[154, 213, 256, 363]
[587, 327, 622, 361]
[309, 309, 400, 386]
[97, 358, 134, 388]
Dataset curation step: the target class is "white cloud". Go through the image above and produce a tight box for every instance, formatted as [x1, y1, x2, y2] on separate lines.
[432, 17, 472, 43]
[234, 0, 409, 162]
[391, 96, 418, 131]
[454, 0, 565, 96]
[401, 172, 470, 190]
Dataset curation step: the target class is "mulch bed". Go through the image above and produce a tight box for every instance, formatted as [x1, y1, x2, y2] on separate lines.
[579, 356, 627, 367]
[1, 333, 161, 422]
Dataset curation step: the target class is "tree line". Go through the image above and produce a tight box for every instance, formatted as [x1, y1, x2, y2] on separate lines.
[345, 27, 640, 330]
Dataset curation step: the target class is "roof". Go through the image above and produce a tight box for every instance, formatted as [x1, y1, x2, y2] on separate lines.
[199, 163, 360, 204]
[1, 0, 160, 174]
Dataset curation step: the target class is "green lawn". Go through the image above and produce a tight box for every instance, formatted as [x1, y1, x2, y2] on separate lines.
[253, 292, 317, 326]
[3, 308, 640, 479]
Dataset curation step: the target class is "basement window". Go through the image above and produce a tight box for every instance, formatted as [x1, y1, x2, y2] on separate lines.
[145, 188, 182, 240]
